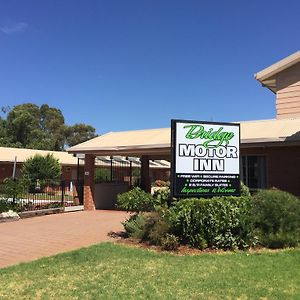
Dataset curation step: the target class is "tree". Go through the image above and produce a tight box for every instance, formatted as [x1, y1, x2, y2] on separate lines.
[0, 117, 21, 147]
[66, 123, 97, 147]
[6, 103, 40, 147]
[0, 103, 97, 150]
[22, 154, 62, 182]
[1, 106, 10, 114]
[39, 104, 66, 150]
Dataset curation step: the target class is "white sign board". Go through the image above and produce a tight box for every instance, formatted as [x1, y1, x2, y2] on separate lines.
[171, 119, 240, 197]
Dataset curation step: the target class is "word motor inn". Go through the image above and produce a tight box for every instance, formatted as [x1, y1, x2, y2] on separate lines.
[68, 51, 300, 209]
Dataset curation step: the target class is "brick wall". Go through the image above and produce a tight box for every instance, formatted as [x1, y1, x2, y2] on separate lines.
[0, 162, 79, 182]
[241, 145, 300, 195]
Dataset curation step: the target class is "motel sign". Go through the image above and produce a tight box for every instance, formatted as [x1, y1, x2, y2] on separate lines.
[171, 119, 240, 198]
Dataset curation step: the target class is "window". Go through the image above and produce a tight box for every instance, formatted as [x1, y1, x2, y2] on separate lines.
[241, 156, 266, 190]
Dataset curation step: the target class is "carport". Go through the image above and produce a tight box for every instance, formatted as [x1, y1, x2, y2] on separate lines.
[68, 128, 171, 210]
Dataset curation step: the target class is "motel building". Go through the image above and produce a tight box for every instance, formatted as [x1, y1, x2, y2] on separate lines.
[67, 51, 300, 210]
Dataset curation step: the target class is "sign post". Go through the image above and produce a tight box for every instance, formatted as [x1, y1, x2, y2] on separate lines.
[171, 119, 240, 198]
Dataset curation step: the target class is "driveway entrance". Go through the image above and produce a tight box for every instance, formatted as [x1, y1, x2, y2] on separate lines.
[0, 210, 128, 268]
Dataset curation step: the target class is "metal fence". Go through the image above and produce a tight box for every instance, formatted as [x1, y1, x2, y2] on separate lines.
[0, 179, 83, 212]
[95, 157, 141, 187]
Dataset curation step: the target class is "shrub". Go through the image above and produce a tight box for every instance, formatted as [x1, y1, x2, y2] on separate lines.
[252, 189, 300, 248]
[0, 178, 28, 200]
[240, 182, 251, 197]
[22, 154, 61, 183]
[117, 187, 157, 212]
[0, 200, 20, 213]
[167, 196, 256, 250]
[122, 211, 171, 246]
[152, 187, 171, 207]
[161, 234, 179, 251]
[0, 178, 28, 212]
[262, 232, 298, 249]
[148, 215, 170, 245]
[122, 214, 146, 239]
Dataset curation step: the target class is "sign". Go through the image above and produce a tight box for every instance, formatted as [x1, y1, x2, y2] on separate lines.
[171, 119, 240, 198]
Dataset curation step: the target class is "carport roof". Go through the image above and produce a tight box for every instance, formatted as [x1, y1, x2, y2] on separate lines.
[67, 118, 300, 157]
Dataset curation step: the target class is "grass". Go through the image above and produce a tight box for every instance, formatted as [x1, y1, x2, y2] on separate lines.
[0, 243, 299, 299]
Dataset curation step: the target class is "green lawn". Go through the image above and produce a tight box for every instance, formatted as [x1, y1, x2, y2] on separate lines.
[0, 243, 299, 299]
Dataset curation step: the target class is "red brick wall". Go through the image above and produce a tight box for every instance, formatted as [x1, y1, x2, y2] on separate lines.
[0, 162, 78, 182]
[0, 163, 22, 181]
[241, 145, 300, 195]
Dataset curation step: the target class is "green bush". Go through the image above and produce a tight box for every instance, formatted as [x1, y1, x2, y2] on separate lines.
[0, 178, 28, 212]
[167, 196, 256, 250]
[122, 214, 146, 239]
[152, 187, 171, 207]
[262, 232, 298, 249]
[22, 153, 61, 182]
[0, 178, 28, 200]
[121, 187, 300, 251]
[0, 200, 20, 213]
[122, 211, 171, 246]
[252, 189, 300, 248]
[240, 182, 251, 197]
[161, 234, 179, 251]
[117, 187, 157, 212]
[148, 215, 170, 245]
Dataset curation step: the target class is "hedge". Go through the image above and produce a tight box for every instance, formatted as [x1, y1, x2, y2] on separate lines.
[167, 196, 256, 250]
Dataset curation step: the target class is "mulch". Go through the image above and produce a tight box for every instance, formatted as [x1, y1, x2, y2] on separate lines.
[108, 231, 285, 255]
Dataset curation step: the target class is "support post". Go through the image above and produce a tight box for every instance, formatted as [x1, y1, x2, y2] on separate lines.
[140, 155, 151, 193]
[84, 154, 95, 210]
[129, 160, 132, 187]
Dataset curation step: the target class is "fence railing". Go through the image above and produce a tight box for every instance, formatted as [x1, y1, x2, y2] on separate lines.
[0, 179, 83, 212]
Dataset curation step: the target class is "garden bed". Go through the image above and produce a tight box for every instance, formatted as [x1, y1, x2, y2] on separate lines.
[110, 231, 287, 256]
[117, 186, 300, 251]
[19, 207, 64, 219]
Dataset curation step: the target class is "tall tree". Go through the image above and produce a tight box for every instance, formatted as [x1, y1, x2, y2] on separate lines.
[0, 103, 97, 150]
[6, 103, 40, 147]
[65, 123, 97, 147]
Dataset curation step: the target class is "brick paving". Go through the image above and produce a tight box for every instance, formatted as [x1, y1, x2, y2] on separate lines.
[0, 210, 128, 268]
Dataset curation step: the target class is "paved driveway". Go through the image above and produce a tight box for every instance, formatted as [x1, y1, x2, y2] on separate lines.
[0, 210, 128, 268]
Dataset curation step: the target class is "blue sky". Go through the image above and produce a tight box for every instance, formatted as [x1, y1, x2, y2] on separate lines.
[0, 0, 299, 134]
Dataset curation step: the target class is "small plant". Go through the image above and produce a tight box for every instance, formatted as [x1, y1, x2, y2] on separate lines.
[240, 182, 251, 196]
[161, 234, 179, 251]
[148, 216, 170, 245]
[117, 187, 157, 212]
[122, 214, 146, 239]
[122, 211, 171, 246]
[153, 187, 171, 207]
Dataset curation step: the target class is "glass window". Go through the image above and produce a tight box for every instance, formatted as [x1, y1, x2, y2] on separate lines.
[241, 156, 266, 190]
